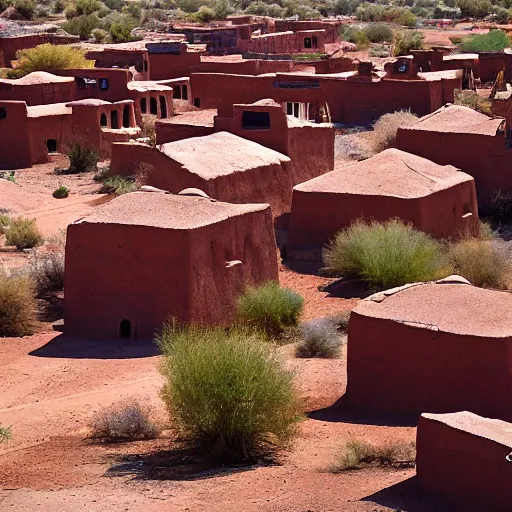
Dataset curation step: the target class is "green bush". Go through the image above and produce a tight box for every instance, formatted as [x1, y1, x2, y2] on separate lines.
[343, 25, 370, 49]
[323, 219, 449, 290]
[75, 0, 103, 15]
[5, 218, 44, 250]
[92, 27, 108, 42]
[12, 44, 93, 77]
[0, 215, 10, 235]
[0, 425, 11, 442]
[0, 272, 37, 337]
[237, 282, 304, 338]
[454, 89, 492, 115]
[63, 14, 100, 39]
[457, 0, 492, 18]
[371, 110, 418, 153]
[393, 30, 425, 56]
[52, 185, 69, 199]
[295, 318, 341, 358]
[158, 324, 302, 462]
[66, 142, 99, 173]
[458, 30, 510, 53]
[109, 14, 138, 42]
[14, 0, 35, 19]
[364, 23, 393, 43]
[449, 239, 511, 289]
[100, 175, 137, 195]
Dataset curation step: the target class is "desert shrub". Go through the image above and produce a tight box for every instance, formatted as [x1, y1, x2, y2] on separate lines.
[449, 239, 511, 289]
[14, 0, 35, 19]
[371, 110, 418, 153]
[31, 239, 65, 296]
[52, 185, 69, 199]
[89, 397, 161, 442]
[393, 30, 425, 56]
[0, 215, 10, 235]
[92, 27, 108, 42]
[63, 14, 100, 39]
[330, 438, 416, 472]
[364, 23, 393, 43]
[140, 114, 156, 146]
[457, 0, 492, 18]
[75, 0, 102, 15]
[323, 219, 449, 290]
[5, 218, 44, 250]
[0, 272, 37, 337]
[109, 14, 138, 42]
[493, 6, 511, 24]
[237, 282, 304, 338]
[295, 317, 341, 358]
[53, 0, 65, 13]
[454, 89, 492, 115]
[100, 175, 137, 195]
[343, 25, 370, 49]
[458, 30, 510, 53]
[158, 324, 302, 461]
[66, 142, 99, 173]
[369, 44, 391, 58]
[0, 425, 11, 442]
[0, 170, 16, 183]
[12, 44, 93, 77]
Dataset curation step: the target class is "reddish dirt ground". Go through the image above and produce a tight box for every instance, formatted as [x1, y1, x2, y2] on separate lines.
[0, 153, 460, 511]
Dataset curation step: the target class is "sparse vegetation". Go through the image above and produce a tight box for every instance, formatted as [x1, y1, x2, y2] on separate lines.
[5, 218, 44, 250]
[330, 438, 416, 472]
[0, 272, 37, 337]
[237, 282, 304, 338]
[371, 110, 418, 153]
[158, 324, 302, 462]
[89, 397, 161, 442]
[295, 317, 342, 358]
[65, 142, 99, 174]
[52, 185, 69, 199]
[454, 89, 492, 115]
[449, 239, 511, 289]
[0, 215, 10, 235]
[0, 425, 11, 442]
[10, 44, 93, 78]
[458, 29, 510, 54]
[99, 175, 138, 195]
[140, 114, 157, 147]
[31, 235, 65, 296]
[393, 30, 425, 56]
[323, 219, 449, 290]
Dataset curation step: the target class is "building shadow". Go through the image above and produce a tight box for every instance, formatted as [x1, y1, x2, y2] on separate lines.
[29, 333, 160, 360]
[307, 395, 419, 427]
[321, 278, 371, 299]
[361, 476, 461, 512]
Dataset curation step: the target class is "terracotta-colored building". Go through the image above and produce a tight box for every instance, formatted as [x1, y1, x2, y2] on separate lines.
[417, 411, 512, 512]
[64, 191, 278, 339]
[396, 104, 510, 209]
[287, 149, 478, 251]
[347, 277, 512, 421]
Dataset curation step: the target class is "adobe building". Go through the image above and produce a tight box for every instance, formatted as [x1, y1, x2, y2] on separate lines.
[287, 149, 479, 252]
[0, 98, 138, 169]
[110, 132, 293, 218]
[64, 191, 279, 339]
[396, 104, 510, 209]
[246, 30, 329, 55]
[417, 411, 512, 512]
[346, 277, 512, 421]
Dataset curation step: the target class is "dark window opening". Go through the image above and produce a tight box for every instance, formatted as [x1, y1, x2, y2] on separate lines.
[304, 37, 312, 49]
[100, 112, 108, 127]
[242, 111, 270, 130]
[150, 96, 158, 115]
[120, 319, 131, 339]
[111, 110, 119, 129]
[99, 78, 109, 91]
[159, 95, 167, 118]
[286, 102, 293, 116]
[0, 107, 6, 120]
[182, 85, 188, 101]
[46, 139, 57, 153]
[312, 36, 318, 48]
[122, 105, 130, 128]
[140, 97, 147, 114]
[396, 61, 409, 73]
[144, 60, 148, 71]
[174, 85, 182, 99]
[75, 77, 97, 89]
[134, 61, 143, 73]
[193, 97, 200, 108]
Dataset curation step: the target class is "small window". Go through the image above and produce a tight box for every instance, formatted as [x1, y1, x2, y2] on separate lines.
[150, 96, 158, 115]
[122, 105, 130, 128]
[99, 78, 109, 91]
[140, 97, 147, 114]
[0, 107, 6, 120]
[304, 37, 312, 49]
[182, 85, 188, 101]
[143, 60, 148, 72]
[396, 61, 409, 73]
[100, 112, 107, 127]
[193, 97, 200, 108]
[242, 111, 270, 130]
[46, 139, 57, 153]
[119, 319, 131, 339]
[286, 102, 293, 116]
[312, 36, 318, 48]
[159, 95, 167, 118]
[111, 110, 119, 129]
[174, 85, 182, 100]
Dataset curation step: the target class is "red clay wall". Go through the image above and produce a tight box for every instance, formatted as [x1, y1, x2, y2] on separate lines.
[478, 53, 512, 83]
[416, 413, 512, 512]
[148, 52, 201, 80]
[28, 114, 71, 165]
[274, 20, 342, 43]
[346, 311, 512, 420]
[155, 121, 215, 144]
[0, 101, 31, 169]
[396, 129, 512, 209]
[0, 80, 75, 106]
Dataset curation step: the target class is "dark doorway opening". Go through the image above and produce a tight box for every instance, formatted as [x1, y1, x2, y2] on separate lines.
[140, 98, 147, 114]
[111, 110, 119, 129]
[120, 319, 131, 339]
[46, 139, 57, 153]
[122, 105, 130, 128]
[100, 113, 107, 127]
[193, 97, 200, 108]
[242, 111, 271, 130]
[182, 85, 188, 101]
[150, 97, 158, 115]
[304, 37, 312, 49]
[159, 96, 167, 118]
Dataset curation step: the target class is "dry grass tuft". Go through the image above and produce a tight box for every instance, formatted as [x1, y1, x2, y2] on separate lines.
[295, 318, 342, 358]
[5, 217, 44, 250]
[371, 110, 418, 153]
[0, 272, 37, 337]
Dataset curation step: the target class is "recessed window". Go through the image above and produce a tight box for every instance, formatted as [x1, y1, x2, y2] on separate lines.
[111, 110, 119, 129]
[182, 85, 188, 101]
[100, 112, 107, 127]
[242, 111, 270, 130]
[304, 37, 312, 49]
[0, 107, 6, 120]
[99, 78, 109, 91]
[174, 85, 182, 100]
[159, 96, 167, 118]
[193, 97, 200, 108]
[140, 97, 147, 114]
[119, 319, 131, 339]
[150, 97, 158, 115]
[122, 105, 130, 128]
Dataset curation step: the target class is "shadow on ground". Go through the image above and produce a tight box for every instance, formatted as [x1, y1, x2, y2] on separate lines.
[29, 333, 160, 359]
[307, 395, 419, 427]
[361, 476, 461, 512]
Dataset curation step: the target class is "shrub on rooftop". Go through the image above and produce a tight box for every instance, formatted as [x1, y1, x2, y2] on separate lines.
[237, 282, 304, 338]
[323, 219, 450, 290]
[371, 110, 418, 154]
[454, 89, 492, 115]
[5, 217, 44, 250]
[0, 272, 37, 337]
[157, 323, 302, 462]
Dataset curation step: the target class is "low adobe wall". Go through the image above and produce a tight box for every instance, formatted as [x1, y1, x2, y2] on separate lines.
[155, 121, 214, 144]
[346, 310, 512, 420]
[417, 412, 512, 511]
[148, 51, 201, 80]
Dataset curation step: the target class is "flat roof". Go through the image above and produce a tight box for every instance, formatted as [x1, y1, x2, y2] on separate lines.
[158, 109, 216, 127]
[75, 191, 269, 230]
[161, 131, 290, 180]
[27, 102, 71, 117]
[402, 104, 505, 135]
[355, 280, 512, 338]
[0, 71, 74, 85]
[294, 148, 471, 198]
